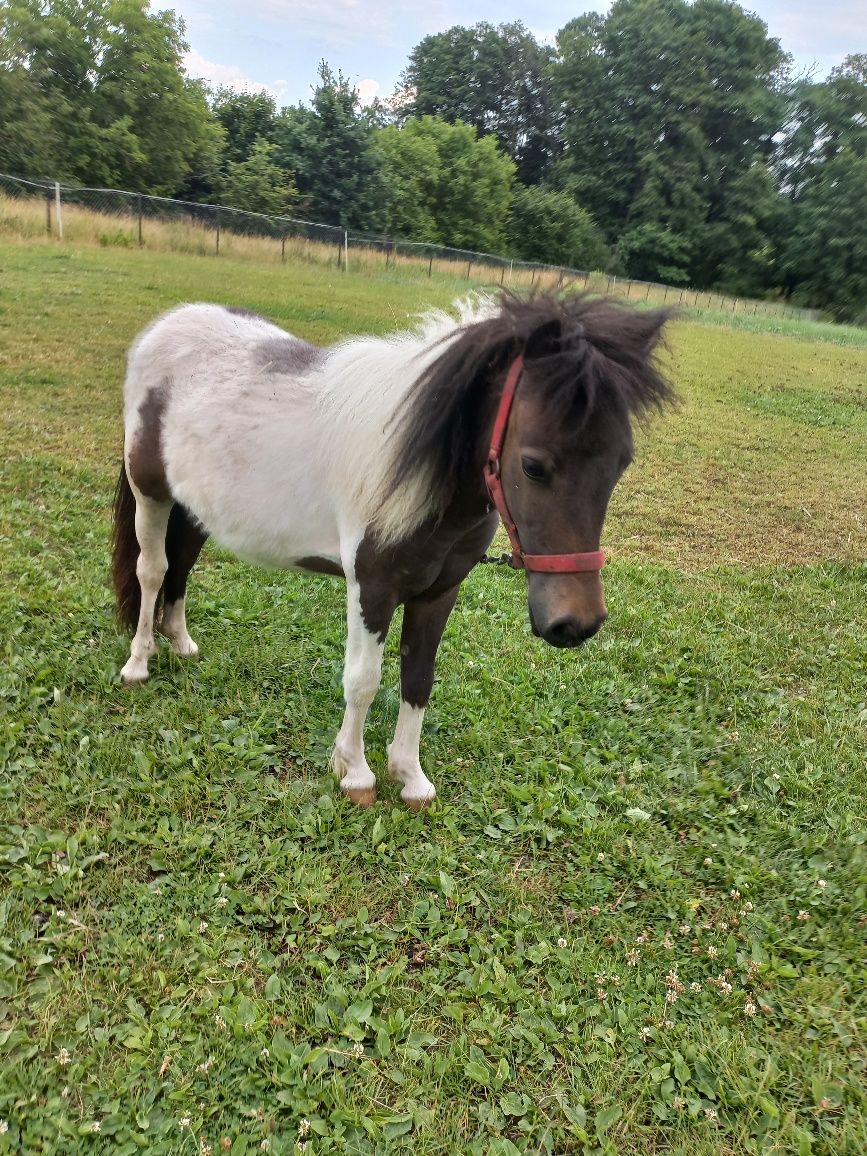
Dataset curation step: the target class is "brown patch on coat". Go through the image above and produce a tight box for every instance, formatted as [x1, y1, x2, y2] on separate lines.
[127, 383, 171, 502]
[355, 504, 499, 643]
[256, 337, 323, 375]
[225, 306, 264, 320]
[296, 555, 345, 578]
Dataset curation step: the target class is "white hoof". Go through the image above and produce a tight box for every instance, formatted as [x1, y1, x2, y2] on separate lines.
[120, 657, 150, 685]
[401, 784, 436, 811]
[331, 748, 377, 806]
[389, 759, 436, 810]
[169, 634, 199, 658]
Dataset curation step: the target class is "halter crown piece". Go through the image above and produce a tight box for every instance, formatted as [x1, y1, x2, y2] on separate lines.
[483, 353, 607, 574]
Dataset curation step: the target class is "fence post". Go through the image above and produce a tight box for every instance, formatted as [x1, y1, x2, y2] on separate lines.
[343, 229, 349, 273]
[215, 207, 220, 255]
[54, 182, 63, 240]
[428, 255, 433, 278]
[45, 189, 52, 236]
[137, 194, 143, 246]
[281, 234, 286, 263]
[509, 260, 514, 286]
[466, 260, 472, 280]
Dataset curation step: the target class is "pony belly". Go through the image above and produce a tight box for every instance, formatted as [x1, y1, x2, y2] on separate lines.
[166, 463, 343, 573]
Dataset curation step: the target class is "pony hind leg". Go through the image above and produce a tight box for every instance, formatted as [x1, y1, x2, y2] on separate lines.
[120, 491, 172, 685]
[157, 504, 208, 657]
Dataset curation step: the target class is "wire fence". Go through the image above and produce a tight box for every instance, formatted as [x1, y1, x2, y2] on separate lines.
[0, 172, 819, 320]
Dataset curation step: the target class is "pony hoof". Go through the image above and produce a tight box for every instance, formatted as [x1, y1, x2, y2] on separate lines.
[402, 791, 435, 812]
[120, 662, 149, 686]
[169, 637, 199, 658]
[342, 786, 377, 807]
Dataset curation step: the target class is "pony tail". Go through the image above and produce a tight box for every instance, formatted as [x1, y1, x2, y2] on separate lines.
[112, 464, 141, 632]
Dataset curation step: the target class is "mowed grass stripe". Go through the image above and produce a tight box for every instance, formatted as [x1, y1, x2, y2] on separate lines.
[0, 243, 864, 1155]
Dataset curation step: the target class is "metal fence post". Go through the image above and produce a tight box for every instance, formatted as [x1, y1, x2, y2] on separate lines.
[428, 255, 433, 278]
[137, 194, 143, 246]
[215, 207, 220, 255]
[54, 182, 63, 240]
[45, 189, 52, 235]
[343, 229, 349, 273]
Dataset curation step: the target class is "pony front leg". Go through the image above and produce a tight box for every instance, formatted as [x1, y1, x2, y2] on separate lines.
[388, 585, 460, 810]
[332, 584, 393, 807]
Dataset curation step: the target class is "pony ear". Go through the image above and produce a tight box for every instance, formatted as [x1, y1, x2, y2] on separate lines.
[523, 318, 562, 360]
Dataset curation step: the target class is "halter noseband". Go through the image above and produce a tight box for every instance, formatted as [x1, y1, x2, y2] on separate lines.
[483, 353, 607, 574]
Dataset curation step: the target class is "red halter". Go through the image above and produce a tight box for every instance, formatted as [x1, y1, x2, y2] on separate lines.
[483, 354, 607, 573]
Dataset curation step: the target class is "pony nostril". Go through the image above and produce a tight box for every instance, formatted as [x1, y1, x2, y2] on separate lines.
[543, 614, 608, 648]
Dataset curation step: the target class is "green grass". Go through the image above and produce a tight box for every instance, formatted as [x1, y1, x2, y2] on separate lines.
[0, 243, 865, 1155]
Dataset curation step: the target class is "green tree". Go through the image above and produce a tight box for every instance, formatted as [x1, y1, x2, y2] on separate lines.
[400, 22, 555, 183]
[373, 117, 514, 251]
[0, 60, 60, 176]
[552, 0, 788, 286]
[776, 56, 867, 319]
[212, 89, 277, 166]
[220, 138, 297, 216]
[0, 0, 219, 193]
[505, 184, 607, 269]
[371, 122, 441, 240]
[272, 63, 385, 230]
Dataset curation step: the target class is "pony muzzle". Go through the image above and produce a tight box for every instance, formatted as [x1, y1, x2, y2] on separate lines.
[527, 573, 608, 648]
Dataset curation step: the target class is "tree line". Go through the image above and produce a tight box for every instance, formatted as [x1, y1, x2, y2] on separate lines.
[1, 0, 865, 320]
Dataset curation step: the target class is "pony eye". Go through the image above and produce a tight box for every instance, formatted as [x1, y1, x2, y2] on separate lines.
[521, 457, 548, 482]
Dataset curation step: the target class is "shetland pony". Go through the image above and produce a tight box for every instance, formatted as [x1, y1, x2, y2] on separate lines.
[113, 294, 673, 807]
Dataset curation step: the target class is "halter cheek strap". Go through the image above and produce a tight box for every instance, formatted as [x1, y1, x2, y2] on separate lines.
[483, 354, 607, 574]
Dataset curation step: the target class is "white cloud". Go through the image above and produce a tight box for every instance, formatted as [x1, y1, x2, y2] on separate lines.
[183, 48, 288, 103]
[356, 78, 380, 105]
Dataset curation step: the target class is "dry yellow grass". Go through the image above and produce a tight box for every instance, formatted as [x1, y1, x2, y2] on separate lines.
[0, 189, 806, 315]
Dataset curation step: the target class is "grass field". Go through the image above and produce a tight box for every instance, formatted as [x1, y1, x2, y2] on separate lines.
[0, 242, 865, 1155]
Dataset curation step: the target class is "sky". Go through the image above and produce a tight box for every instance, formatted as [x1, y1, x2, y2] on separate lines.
[170, 0, 863, 109]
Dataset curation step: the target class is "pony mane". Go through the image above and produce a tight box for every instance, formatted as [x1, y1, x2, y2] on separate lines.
[374, 291, 675, 541]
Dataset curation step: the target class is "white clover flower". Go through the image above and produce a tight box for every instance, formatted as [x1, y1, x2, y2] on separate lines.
[179, 1116, 192, 1129]
[56, 1046, 71, 1065]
